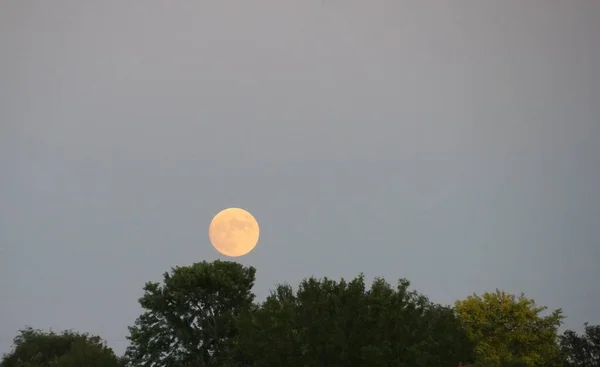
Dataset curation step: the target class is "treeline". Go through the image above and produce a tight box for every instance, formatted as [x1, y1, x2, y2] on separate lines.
[1, 260, 598, 366]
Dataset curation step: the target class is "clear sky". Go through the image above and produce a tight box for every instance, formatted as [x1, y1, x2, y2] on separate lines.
[1, 0, 599, 355]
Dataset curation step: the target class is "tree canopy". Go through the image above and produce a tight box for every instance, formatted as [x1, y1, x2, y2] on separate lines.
[560, 322, 600, 366]
[0, 327, 122, 367]
[455, 290, 564, 367]
[229, 275, 474, 366]
[124, 260, 256, 366]
[2, 260, 597, 366]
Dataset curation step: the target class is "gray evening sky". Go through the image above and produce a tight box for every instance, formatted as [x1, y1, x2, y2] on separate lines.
[1, 0, 599, 355]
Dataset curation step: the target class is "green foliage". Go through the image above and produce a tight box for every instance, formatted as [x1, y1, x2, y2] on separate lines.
[455, 290, 564, 367]
[227, 275, 474, 367]
[6, 261, 596, 366]
[560, 322, 600, 366]
[124, 260, 256, 367]
[0, 327, 121, 367]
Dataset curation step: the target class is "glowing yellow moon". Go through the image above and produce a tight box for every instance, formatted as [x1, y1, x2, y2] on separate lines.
[208, 208, 260, 257]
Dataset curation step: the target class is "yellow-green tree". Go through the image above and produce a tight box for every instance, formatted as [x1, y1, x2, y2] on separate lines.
[455, 290, 564, 367]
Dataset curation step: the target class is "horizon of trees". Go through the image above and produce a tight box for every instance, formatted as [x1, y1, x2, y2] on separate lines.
[1, 260, 598, 367]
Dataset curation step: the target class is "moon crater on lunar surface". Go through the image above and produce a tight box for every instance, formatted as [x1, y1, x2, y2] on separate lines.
[208, 208, 260, 257]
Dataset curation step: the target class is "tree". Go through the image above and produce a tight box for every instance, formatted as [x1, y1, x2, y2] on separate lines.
[125, 260, 256, 366]
[228, 274, 475, 366]
[455, 290, 564, 367]
[0, 327, 121, 367]
[560, 322, 600, 366]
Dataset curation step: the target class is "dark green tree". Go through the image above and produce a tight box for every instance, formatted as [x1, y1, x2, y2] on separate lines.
[227, 274, 474, 366]
[125, 260, 256, 367]
[560, 322, 600, 366]
[0, 327, 121, 367]
[455, 290, 564, 367]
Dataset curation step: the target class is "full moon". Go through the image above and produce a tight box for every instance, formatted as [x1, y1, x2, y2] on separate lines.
[208, 208, 260, 257]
